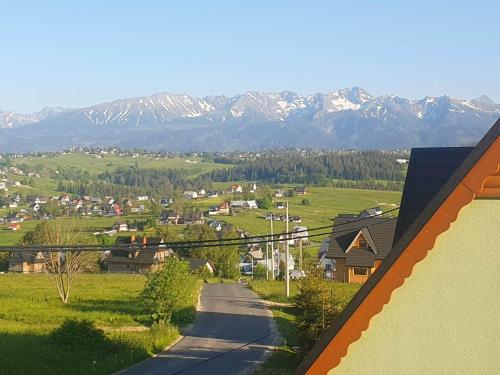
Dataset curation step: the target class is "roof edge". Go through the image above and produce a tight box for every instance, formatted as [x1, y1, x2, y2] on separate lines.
[297, 118, 500, 374]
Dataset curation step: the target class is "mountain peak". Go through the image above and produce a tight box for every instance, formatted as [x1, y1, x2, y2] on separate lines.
[471, 95, 497, 106]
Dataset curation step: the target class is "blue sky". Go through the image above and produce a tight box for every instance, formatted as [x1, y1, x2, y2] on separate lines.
[1, 0, 499, 112]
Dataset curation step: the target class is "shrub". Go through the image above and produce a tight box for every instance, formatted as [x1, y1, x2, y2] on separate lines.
[49, 319, 109, 350]
[295, 267, 342, 348]
[252, 264, 268, 280]
[141, 257, 193, 324]
[301, 198, 311, 206]
[256, 197, 272, 209]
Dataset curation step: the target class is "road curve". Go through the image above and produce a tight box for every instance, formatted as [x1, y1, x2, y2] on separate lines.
[120, 283, 277, 375]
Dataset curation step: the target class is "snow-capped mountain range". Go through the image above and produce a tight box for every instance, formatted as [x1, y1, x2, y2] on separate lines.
[1, 88, 498, 152]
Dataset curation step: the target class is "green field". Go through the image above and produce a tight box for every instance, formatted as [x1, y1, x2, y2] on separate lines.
[249, 279, 361, 304]
[0, 273, 201, 374]
[0, 185, 400, 247]
[193, 186, 401, 238]
[14, 153, 226, 177]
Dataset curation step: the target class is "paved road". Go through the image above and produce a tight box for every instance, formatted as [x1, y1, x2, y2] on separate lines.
[120, 283, 277, 375]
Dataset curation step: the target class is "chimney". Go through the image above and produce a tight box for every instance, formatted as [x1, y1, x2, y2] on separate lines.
[143, 236, 147, 246]
[130, 234, 136, 243]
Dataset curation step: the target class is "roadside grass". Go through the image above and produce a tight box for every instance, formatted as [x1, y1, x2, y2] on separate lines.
[249, 279, 361, 374]
[254, 306, 303, 375]
[249, 279, 361, 304]
[0, 273, 201, 375]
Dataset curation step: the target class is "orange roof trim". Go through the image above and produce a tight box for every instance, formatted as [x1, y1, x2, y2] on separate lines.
[299, 120, 500, 375]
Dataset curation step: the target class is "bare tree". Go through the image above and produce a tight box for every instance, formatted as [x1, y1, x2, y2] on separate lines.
[23, 219, 98, 304]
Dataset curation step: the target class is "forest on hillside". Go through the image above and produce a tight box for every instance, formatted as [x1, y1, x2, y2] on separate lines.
[208, 151, 407, 184]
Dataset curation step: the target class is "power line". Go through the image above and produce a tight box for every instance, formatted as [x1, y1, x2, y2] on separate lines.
[1, 216, 396, 253]
[1, 207, 399, 252]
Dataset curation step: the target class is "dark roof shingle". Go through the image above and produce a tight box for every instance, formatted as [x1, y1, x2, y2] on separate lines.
[393, 147, 472, 245]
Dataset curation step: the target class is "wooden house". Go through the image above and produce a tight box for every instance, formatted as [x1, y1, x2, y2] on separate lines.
[297, 120, 500, 374]
[8, 251, 46, 273]
[103, 235, 174, 274]
[327, 215, 396, 283]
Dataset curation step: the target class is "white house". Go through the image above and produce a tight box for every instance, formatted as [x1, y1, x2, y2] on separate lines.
[230, 200, 246, 209]
[183, 191, 198, 199]
[229, 184, 243, 193]
[246, 200, 258, 209]
[136, 195, 149, 201]
[208, 206, 220, 215]
[318, 238, 335, 279]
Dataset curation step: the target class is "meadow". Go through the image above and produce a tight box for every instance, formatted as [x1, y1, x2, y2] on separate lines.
[14, 153, 226, 177]
[0, 273, 201, 374]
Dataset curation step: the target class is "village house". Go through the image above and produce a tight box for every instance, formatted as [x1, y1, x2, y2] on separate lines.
[160, 210, 180, 225]
[360, 207, 383, 218]
[183, 190, 198, 199]
[218, 201, 230, 215]
[136, 195, 149, 201]
[8, 223, 21, 231]
[297, 120, 500, 375]
[180, 211, 204, 225]
[187, 258, 215, 274]
[208, 206, 220, 215]
[103, 235, 174, 274]
[295, 186, 307, 195]
[160, 196, 173, 206]
[229, 184, 243, 193]
[291, 226, 309, 245]
[275, 202, 286, 209]
[326, 215, 397, 284]
[8, 250, 46, 273]
[274, 189, 283, 198]
[249, 182, 257, 193]
[317, 238, 335, 278]
[113, 221, 129, 232]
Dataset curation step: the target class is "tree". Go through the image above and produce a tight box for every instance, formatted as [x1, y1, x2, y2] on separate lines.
[141, 257, 193, 324]
[253, 264, 268, 279]
[40, 200, 62, 217]
[294, 266, 342, 348]
[301, 198, 311, 206]
[23, 220, 98, 304]
[256, 196, 272, 209]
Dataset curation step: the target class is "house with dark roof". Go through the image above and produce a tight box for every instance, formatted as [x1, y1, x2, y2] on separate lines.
[297, 119, 500, 374]
[327, 216, 396, 283]
[103, 235, 174, 274]
[187, 258, 215, 274]
[8, 250, 46, 273]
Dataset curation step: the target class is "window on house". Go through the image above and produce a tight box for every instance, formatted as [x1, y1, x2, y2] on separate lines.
[353, 267, 368, 275]
[359, 239, 368, 248]
[325, 264, 332, 271]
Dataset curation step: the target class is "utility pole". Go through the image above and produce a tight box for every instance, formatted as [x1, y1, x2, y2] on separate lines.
[266, 234, 269, 280]
[299, 239, 303, 272]
[270, 215, 275, 280]
[285, 201, 290, 298]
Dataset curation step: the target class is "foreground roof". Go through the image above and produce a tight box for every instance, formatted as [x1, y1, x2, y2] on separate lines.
[297, 118, 500, 374]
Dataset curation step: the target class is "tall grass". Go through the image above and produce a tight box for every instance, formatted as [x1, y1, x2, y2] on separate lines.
[0, 273, 200, 374]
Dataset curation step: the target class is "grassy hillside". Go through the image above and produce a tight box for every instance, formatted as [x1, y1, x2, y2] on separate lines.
[14, 153, 226, 177]
[0, 273, 200, 374]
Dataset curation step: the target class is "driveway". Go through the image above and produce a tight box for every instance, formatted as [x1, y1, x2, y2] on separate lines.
[120, 283, 277, 375]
